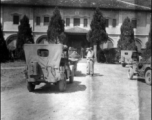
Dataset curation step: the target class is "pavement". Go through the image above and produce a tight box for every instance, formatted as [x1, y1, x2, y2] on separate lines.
[1, 62, 151, 120]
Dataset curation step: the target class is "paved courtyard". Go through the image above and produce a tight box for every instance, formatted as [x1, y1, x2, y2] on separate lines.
[1, 62, 151, 120]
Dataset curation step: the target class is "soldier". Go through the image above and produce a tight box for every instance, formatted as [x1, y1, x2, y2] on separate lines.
[86, 47, 94, 76]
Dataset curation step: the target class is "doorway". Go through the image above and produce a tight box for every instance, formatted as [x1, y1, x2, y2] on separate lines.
[66, 33, 89, 58]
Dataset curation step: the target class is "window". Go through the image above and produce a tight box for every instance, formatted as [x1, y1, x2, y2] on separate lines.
[66, 18, 70, 26]
[105, 19, 109, 27]
[44, 17, 49, 25]
[112, 19, 117, 27]
[13, 15, 19, 25]
[84, 18, 88, 27]
[37, 49, 49, 57]
[132, 19, 137, 28]
[125, 52, 128, 55]
[74, 18, 80, 26]
[36, 17, 41, 25]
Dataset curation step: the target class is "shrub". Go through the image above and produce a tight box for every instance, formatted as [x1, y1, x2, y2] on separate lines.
[87, 7, 108, 61]
[47, 7, 65, 44]
[142, 25, 151, 60]
[16, 15, 34, 60]
[103, 48, 119, 64]
[0, 23, 9, 62]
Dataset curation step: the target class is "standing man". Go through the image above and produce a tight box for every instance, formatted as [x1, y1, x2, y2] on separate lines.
[86, 47, 94, 76]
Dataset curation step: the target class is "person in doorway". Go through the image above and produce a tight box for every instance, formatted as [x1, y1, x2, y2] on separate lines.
[86, 47, 94, 76]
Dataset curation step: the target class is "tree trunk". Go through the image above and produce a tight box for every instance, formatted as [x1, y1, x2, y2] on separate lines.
[93, 44, 97, 62]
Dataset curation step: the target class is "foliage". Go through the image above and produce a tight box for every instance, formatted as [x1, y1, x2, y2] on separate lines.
[87, 7, 108, 45]
[103, 48, 118, 63]
[142, 25, 151, 60]
[97, 49, 106, 63]
[47, 7, 65, 44]
[0, 23, 9, 62]
[117, 17, 137, 51]
[16, 15, 34, 60]
[97, 48, 119, 63]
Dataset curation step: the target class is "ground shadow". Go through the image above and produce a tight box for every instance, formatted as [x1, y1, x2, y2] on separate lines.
[137, 78, 146, 84]
[93, 73, 103, 77]
[75, 70, 86, 77]
[34, 81, 86, 94]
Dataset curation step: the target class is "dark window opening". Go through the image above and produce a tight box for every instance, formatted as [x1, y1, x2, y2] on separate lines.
[13, 15, 19, 25]
[66, 18, 70, 26]
[132, 19, 137, 28]
[36, 17, 41, 25]
[84, 18, 88, 27]
[112, 19, 117, 27]
[44, 17, 49, 26]
[74, 18, 80, 26]
[37, 49, 49, 57]
[105, 19, 109, 27]
[125, 52, 128, 55]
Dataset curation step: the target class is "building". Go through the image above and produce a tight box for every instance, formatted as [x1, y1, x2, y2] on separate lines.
[1, 0, 151, 55]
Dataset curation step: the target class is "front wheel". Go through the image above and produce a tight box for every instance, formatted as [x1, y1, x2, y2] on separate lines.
[128, 68, 134, 80]
[122, 63, 126, 67]
[145, 69, 151, 85]
[58, 79, 66, 92]
[27, 82, 35, 92]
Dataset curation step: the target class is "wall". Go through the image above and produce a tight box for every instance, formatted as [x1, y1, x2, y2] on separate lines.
[2, 5, 151, 48]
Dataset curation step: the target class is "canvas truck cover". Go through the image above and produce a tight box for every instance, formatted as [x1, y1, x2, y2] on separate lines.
[24, 44, 63, 69]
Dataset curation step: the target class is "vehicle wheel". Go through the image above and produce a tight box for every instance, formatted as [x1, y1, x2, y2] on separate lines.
[122, 63, 126, 67]
[145, 69, 151, 85]
[58, 79, 66, 92]
[69, 72, 74, 83]
[27, 82, 35, 92]
[128, 68, 134, 80]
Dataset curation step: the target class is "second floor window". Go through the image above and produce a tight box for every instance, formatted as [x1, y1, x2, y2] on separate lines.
[84, 18, 88, 27]
[74, 18, 80, 26]
[44, 17, 49, 26]
[132, 19, 137, 28]
[13, 15, 19, 25]
[66, 18, 70, 26]
[112, 19, 117, 27]
[36, 17, 41, 26]
[105, 19, 109, 28]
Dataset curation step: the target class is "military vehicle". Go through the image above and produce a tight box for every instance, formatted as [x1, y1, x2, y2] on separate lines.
[120, 50, 142, 67]
[24, 44, 73, 92]
[128, 57, 151, 85]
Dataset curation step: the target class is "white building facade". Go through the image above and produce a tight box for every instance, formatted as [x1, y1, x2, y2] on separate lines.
[1, 0, 151, 53]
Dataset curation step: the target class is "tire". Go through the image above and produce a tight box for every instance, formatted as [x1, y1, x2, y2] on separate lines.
[128, 68, 134, 80]
[27, 82, 35, 92]
[58, 79, 66, 92]
[69, 72, 74, 83]
[122, 63, 126, 67]
[145, 69, 151, 85]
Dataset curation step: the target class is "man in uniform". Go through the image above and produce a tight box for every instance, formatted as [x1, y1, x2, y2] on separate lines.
[86, 47, 94, 76]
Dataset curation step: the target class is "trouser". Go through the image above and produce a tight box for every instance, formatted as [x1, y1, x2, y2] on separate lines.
[86, 59, 94, 74]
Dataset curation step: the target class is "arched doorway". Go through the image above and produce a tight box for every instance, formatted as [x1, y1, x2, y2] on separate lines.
[135, 38, 142, 52]
[6, 34, 17, 51]
[66, 33, 89, 58]
[36, 35, 47, 44]
[100, 37, 114, 49]
[6, 34, 17, 60]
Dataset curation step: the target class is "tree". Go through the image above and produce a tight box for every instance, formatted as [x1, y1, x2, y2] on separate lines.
[0, 23, 9, 62]
[47, 7, 65, 44]
[87, 8, 108, 61]
[142, 24, 151, 60]
[117, 17, 137, 51]
[16, 15, 34, 60]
